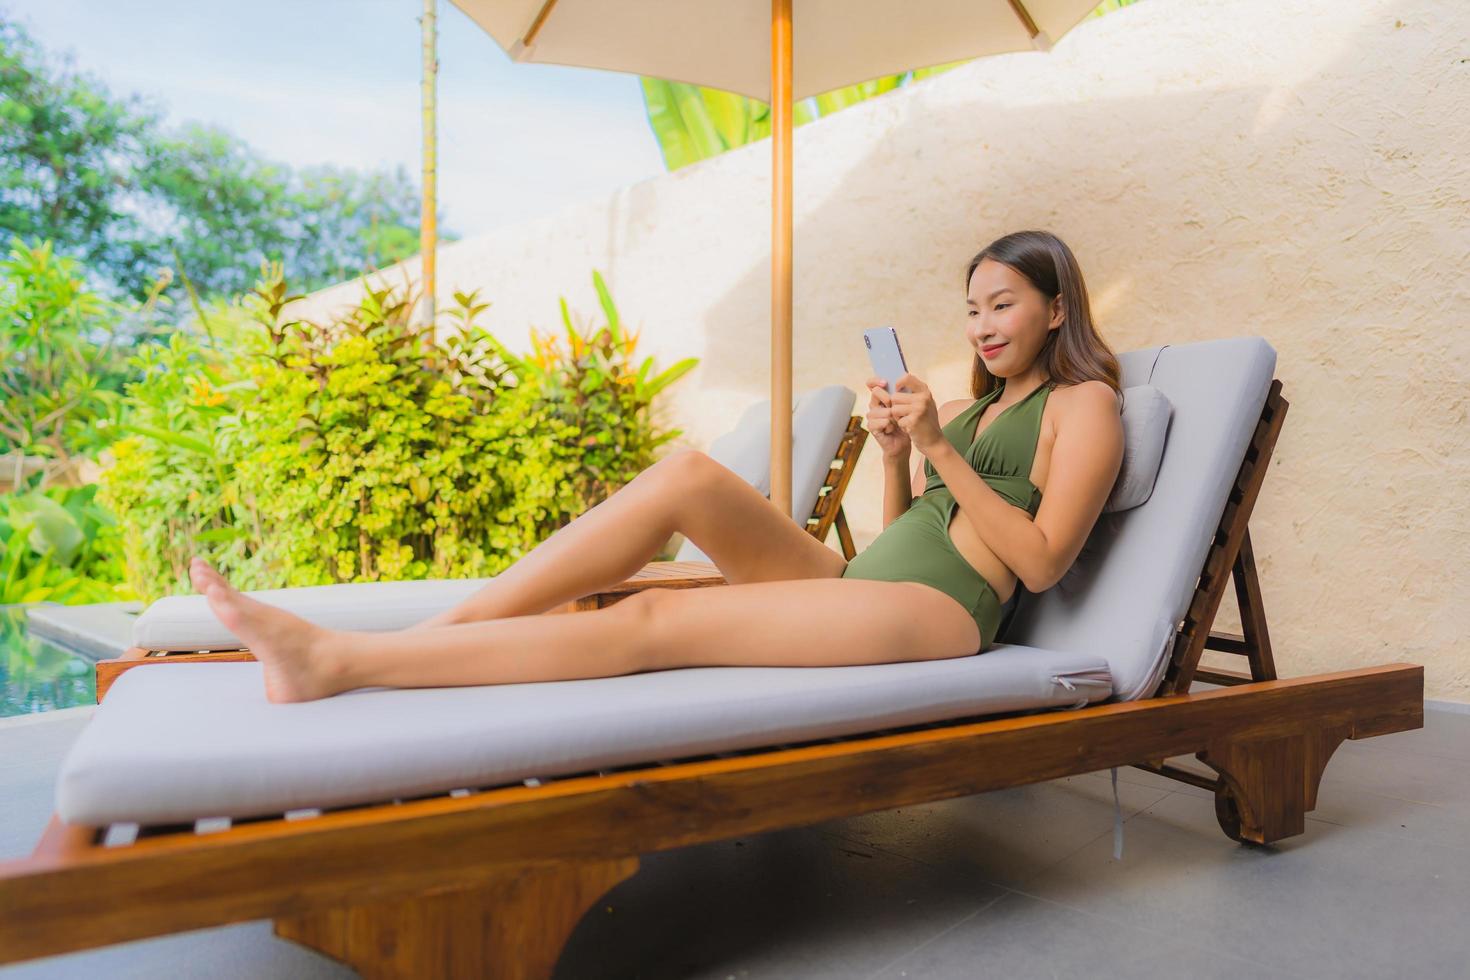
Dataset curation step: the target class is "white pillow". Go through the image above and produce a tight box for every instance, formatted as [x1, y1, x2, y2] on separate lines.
[706, 401, 772, 495]
[1103, 384, 1172, 513]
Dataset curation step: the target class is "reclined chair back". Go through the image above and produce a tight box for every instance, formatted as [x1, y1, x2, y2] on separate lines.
[675, 384, 857, 562]
[1003, 336, 1278, 702]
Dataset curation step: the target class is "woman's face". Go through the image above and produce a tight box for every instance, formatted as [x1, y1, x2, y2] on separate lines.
[966, 257, 1063, 379]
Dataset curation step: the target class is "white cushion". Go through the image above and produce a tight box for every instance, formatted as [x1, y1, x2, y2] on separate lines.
[1003, 336, 1277, 702]
[1103, 384, 1173, 513]
[57, 649, 1111, 825]
[675, 384, 855, 562]
[133, 577, 498, 652]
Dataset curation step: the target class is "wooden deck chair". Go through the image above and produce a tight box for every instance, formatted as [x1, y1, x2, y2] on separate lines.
[0, 337, 1423, 979]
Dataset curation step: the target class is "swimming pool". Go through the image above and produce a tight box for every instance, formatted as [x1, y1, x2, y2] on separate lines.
[0, 605, 98, 718]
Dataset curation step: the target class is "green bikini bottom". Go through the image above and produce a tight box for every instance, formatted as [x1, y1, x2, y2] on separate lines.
[840, 493, 1005, 652]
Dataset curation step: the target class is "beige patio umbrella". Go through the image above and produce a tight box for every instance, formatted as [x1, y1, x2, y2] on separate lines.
[449, 0, 1106, 517]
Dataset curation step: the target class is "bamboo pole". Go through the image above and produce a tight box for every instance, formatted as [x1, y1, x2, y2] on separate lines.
[420, 0, 438, 331]
[770, 0, 793, 517]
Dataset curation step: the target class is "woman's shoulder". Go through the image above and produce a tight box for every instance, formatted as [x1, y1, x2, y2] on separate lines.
[1051, 379, 1119, 407]
[1049, 379, 1124, 428]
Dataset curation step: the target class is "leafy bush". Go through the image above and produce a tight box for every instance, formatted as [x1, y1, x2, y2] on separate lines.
[99, 267, 698, 603]
[501, 270, 697, 509]
[94, 305, 264, 597]
[0, 484, 131, 604]
[0, 238, 144, 480]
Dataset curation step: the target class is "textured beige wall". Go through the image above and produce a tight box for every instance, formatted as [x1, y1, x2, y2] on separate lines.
[295, 0, 1470, 703]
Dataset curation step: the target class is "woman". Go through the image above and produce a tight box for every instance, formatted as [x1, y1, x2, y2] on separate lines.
[188, 229, 1124, 704]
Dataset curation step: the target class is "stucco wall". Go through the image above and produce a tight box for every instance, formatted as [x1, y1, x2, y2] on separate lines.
[294, 0, 1470, 703]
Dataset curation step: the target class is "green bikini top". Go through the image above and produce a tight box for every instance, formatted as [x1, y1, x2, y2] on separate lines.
[921, 379, 1055, 516]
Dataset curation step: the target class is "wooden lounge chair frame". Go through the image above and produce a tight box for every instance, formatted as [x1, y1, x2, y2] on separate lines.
[0, 381, 1425, 978]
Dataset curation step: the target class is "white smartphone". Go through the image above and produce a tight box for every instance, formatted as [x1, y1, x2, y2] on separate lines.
[864, 326, 909, 394]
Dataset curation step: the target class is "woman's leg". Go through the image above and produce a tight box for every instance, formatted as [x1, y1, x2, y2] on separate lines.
[409, 450, 847, 630]
[188, 558, 980, 704]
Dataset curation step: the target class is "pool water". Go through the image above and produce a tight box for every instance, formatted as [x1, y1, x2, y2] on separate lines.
[0, 605, 97, 718]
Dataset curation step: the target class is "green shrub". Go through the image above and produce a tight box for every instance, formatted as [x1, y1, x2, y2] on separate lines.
[502, 269, 697, 510]
[94, 308, 265, 598]
[0, 237, 137, 480]
[0, 484, 132, 604]
[98, 267, 698, 603]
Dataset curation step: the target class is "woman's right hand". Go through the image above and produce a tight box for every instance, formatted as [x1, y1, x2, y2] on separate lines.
[865, 376, 912, 458]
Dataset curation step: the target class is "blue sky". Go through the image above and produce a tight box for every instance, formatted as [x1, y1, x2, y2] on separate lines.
[8, 0, 669, 239]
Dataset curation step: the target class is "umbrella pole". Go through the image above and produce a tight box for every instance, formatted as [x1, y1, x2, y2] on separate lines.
[420, 0, 438, 331]
[770, 0, 793, 517]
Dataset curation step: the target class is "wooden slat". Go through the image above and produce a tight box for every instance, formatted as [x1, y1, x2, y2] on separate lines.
[1158, 381, 1287, 696]
[1193, 667, 1255, 686]
[1204, 630, 1249, 655]
[1232, 527, 1277, 680]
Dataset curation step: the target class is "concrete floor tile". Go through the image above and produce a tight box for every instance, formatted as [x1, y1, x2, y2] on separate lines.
[803, 776, 1172, 893]
[1346, 707, 1470, 765]
[1021, 790, 1470, 980]
[1317, 738, 1470, 810]
[554, 827, 1005, 980]
[869, 889, 1302, 980]
[0, 714, 91, 861]
[0, 922, 352, 979]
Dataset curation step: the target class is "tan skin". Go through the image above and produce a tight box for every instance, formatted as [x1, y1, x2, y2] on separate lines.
[186, 257, 1122, 704]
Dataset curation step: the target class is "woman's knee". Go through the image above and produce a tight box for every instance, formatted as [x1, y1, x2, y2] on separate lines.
[643, 450, 725, 499]
[606, 588, 670, 671]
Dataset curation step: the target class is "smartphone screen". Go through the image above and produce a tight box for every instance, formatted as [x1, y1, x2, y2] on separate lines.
[864, 326, 909, 394]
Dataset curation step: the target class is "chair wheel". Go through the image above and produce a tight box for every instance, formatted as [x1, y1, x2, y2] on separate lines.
[1214, 783, 1245, 842]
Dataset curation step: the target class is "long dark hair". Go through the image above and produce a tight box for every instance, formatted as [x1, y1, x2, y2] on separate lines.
[964, 230, 1121, 400]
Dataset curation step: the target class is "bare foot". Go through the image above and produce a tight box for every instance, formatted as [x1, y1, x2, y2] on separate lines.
[188, 558, 347, 704]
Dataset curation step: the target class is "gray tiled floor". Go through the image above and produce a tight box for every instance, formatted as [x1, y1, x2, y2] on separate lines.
[2, 706, 1467, 979]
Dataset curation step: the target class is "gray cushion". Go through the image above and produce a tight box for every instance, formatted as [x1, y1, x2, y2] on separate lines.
[675, 384, 855, 562]
[56, 648, 1111, 825]
[133, 577, 499, 652]
[1103, 384, 1172, 513]
[703, 399, 771, 491]
[1003, 336, 1276, 702]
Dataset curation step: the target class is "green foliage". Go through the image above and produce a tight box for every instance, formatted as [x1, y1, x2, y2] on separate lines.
[640, 66, 966, 170]
[134, 124, 438, 299]
[235, 275, 539, 585]
[98, 267, 697, 603]
[0, 15, 436, 305]
[507, 270, 698, 506]
[0, 484, 131, 604]
[0, 237, 153, 471]
[0, 18, 151, 286]
[639, 0, 1142, 170]
[94, 304, 262, 600]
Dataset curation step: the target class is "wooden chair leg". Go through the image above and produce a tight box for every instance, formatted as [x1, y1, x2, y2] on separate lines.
[274, 856, 639, 979]
[1196, 724, 1350, 845]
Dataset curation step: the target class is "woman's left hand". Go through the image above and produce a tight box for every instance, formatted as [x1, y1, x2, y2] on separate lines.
[889, 373, 945, 455]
